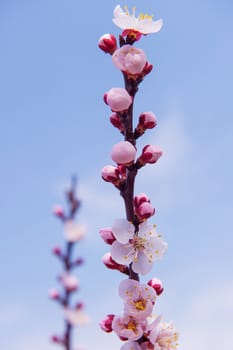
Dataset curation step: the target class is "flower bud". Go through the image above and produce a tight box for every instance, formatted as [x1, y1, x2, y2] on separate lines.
[110, 113, 124, 132]
[142, 62, 153, 76]
[52, 205, 65, 219]
[112, 44, 147, 75]
[135, 112, 157, 137]
[51, 335, 64, 344]
[137, 145, 163, 167]
[111, 141, 136, 165]
[101, 165, 120, 184]
[104, 87, 132, 112]
[99, 314, 115, 333]
[52, 246, 62, 256]
[98, 34, 117, 54]
[118, 165, 127, 180]
[137, 202, 155, 220]
[148, 278, 164, 295]
[48, 288, 60, 300]
[134, 193, 150, 209]
[102, 252, 129, 274]
[99, 228, 116, 245]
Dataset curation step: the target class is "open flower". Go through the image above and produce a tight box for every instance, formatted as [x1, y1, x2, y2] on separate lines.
[112, 313, 147, 341]
[119, 279, 156, 320]
[113, 5, 163, 38]
[148, 319, 179, 349]
[110, 219, 168, 275]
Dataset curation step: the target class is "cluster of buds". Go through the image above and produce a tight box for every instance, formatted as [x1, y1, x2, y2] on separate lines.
[98, 5, 178, 350]
[50, 177, 89, 350]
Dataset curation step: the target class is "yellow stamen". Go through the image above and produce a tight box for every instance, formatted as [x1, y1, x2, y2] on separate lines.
[124, 5, 129, 15]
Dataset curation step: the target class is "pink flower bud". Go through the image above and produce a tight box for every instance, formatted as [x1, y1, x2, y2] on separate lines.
[137, 145, 163, 167]
[51, 335, 64, 344]
[101, 165, 120, 184]
[98, 34, 117, 54]
[111, 141, 136, 165]
[99, 228, 116, 245]
[137, 202, 155, 220]
[134, 193, 150, 209]
[142, 62, 153, 76]
[135, 112, 157, 137]
[102, 252, 128, 274]
[52, 246, 62, 256]
[105, 87, 132, 112]
[148, 278, 164, 296]
[74, 257, 84, 266]
[52, 205, 65, 219]
[118, 165, 127, 180]
[48, 288, 60, 300]
[110, 113, 124, 132]
[99, 314, 115, 333]
[112, 44, 147, 75]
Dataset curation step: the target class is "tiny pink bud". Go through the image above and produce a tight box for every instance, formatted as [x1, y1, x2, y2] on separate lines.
[110, 113, 124, 132]
[143, 62, 153, 76]
[111, 141, 136, 165]
[137, 145, 163, 167]
[52, 246, 62, 256]
[99, 314, 115, 333]
[135, 112, 157, 137]
[75, 302, 84, 310]
[148, 278, 164, 296]
[101, 165, 120, 184]
[52, 205, 65, 219]
[51, 335, 64, 344]
[134, 193, 150, 209]
[98, 34, 117, 54]
[105, 87, 132, 112]
[59, 273, 79, 292]
[99, 228, 116, 245]
[137, 202, 155, 220]
[48, 288, 60, 300]
[74, 257, 84, 266]
[102, 252, 128, 274]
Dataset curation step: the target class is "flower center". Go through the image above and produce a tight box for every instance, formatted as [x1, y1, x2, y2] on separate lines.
[131, 236, 146, 250]
[127, 320, 137, 332]
[134, 298, 146, 311]
[139, 13, 153, 20]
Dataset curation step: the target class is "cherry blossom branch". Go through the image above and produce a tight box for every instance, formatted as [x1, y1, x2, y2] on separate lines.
[50, 177, 89, 350]
[98, 5, 179, 350]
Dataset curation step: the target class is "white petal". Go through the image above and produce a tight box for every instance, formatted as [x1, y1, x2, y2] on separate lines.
[64, 308, 90, 326]
[111, 241, 135, 264]
[64, 220, 86, 242]
[132, 251, 153, 275]
[112, 218, 134, 243]
[137, 18, 163, 34]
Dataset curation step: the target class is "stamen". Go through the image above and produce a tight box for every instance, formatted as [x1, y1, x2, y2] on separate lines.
[123, 5, 129, 16]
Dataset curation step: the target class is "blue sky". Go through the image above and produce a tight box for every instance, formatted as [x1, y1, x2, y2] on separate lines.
[0, 0, 233, 349]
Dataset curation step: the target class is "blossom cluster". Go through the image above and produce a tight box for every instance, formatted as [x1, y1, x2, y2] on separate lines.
[98, 5, 179, 350]
[50, 178, 89, 350]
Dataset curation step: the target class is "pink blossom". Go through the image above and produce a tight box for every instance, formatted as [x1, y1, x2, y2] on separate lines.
[98, 34, 117, 54]
[64, 307, 90, 327]
[148, 319, 179, 349]
[64, 220, 86, 242]
[136, 202, 155, 220]
[111, 141, 136, 165]
[111, 219, 168, 275]
[112, 45, 147, 75]
[148, 278, 164, 296]
[59, 273, 79, 292]
[102, 252, 129, 274]
[119, 279, 156, 320]
[52, 205, 65, 219]
[99, 314, 115, 333]
[99, 227, 116, 245]
[134, 193, 150, 208]
[137, 145, 163, 167]
[52, 246, 62, 256]
[112, 313, 147, 341]
[104, 87, 132, 112]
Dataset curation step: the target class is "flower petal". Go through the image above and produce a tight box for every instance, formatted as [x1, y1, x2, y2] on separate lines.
[112, 218, 134, 243]
[111, 241, 135, 265]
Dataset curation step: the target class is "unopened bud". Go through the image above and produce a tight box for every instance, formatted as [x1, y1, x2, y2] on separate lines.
[137, 145, 163, 167]
[51, 335, 64, 344]
[148, 278, 164, 296]
[99, 228, 116, 245]
[48, 288, 60, 300]
[101, 165, 120, 185]
[134, 193, 150, 209]
[110, 113, 124, 132]
[52, 205, 65, 219]
[135, 112, 157, 137]
[104, 87, 132, 112]
[102, 252, 128, 274]
[52, 246, 62, 256]
[111, 141, 136, 165]
[137, 202, 155, 220]
[59, 273, 79, 292]
[98, 34, 117, 54]
[99, 314, 115, 333]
